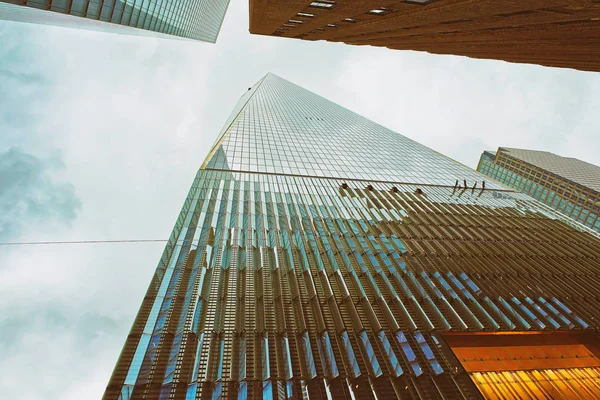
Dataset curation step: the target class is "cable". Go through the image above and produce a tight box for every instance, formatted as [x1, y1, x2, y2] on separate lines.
[0, 239, 171, 246]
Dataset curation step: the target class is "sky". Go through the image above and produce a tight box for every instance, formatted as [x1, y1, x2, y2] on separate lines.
[1, 1, 600, 398]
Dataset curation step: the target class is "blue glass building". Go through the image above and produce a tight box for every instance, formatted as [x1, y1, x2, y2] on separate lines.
[105, 74, 600, 400]
[0, 0, 230, 41]
[478, 148, 600, 233]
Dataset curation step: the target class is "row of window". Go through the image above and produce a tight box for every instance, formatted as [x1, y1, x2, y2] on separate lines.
[497, 158, 598, 204]
[274, 0, 433, 37]
[479, 158, 600, 232]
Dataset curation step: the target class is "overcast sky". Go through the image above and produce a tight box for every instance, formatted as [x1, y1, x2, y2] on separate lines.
[1, 1, 600, 398]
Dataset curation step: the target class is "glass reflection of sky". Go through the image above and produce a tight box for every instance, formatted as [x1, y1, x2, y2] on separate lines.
[206, 73, 504, 189]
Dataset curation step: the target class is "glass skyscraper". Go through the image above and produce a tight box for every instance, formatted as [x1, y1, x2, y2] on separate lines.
[105, 74, 600, 400]
[478, 148, 600, 233]
[0, 0, 230, 41]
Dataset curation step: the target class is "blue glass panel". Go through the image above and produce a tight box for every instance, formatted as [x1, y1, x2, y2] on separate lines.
[221, 246, 232, 270]
[381, 255, 393, 267]
[430, 359, 444, 375]
[421, 343, 435, 360]
[432, 272, 457, 299]
[368, 238, 382, 253]
[545, 316, 560, 329]
[341, 331, 360, 378]
[359, 331, 382, 377]
[262, 337, 270, 381]
[552, 298, 588, 328]
[190, 332, 205, 382]
[159, 384, 172, 400]
[459, 272, 481, 293]
[414, 332, 433, 359]
[512, 297, 545, 329]
[192, 299, 204, 333]
[217, 339, 225, 379]
[238, 382, 248, 400]
[185, 383, 198, 400]
[410, 361, 422, 376]
[238, 337, 247, 380]
[498, 297, 530, 329]
[377, 331, 403, 376]
[483, 297, 514, 329]
[303, 333, 317, 378]
[119, 385, 134, 400]
[396, 332, 416, 363]
[538, 297, 573, 328]
[124, 333, 150, 384]
[410, 272, 432, 298]
[525, 297, 548, 318]
[538, 298, 559, 315]
[212, 381, 223, 400]
[322, 332, 339, 377]
[390, 236, 407, 253]
[262, 381, 273, 400]
[447, 273, 465, 290]
[144, 298, 164, 334]
[282, 337, 293, 380]
[315, 334, 328, 377]
[551, 297, 572, 313]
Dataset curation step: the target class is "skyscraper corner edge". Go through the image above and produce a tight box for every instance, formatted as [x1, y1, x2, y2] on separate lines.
[0, 0, 232, 42]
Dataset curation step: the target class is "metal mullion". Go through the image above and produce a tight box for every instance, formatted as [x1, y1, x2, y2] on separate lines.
[175, 0, 197, 36]
[139, 0, 157, 29]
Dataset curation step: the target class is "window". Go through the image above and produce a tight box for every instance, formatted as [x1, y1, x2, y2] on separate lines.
[367, 8, 394, 15]
[326, 24, 338, 28]
[310, 1, 336, 9]
[288, 19, 304, 24]
[297, 12, 315, 18]
[343, 17, 360, 23]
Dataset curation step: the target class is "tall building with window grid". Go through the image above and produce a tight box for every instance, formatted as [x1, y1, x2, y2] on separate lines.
[0, 0, 230, 42]
[477, 148, 600, 233]
[105, 74, 600, 400]
[249, 0, 600, 72]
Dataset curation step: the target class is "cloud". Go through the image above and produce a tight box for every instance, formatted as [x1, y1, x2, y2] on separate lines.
[0, 147, 81, 241]
[0, 299, 129, 399]
[0, 68, 45, 84]
[333, 49, 600, 169]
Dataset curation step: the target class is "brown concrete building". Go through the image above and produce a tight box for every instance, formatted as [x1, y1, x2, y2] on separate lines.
[249, 0, 600, 72]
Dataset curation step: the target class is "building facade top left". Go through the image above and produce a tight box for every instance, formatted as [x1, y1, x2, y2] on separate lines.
[0, 0, 231, 42]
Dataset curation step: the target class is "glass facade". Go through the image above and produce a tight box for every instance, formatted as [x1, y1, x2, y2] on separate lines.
[105, 74, 600, 399]
[478, 149, 600, 233]
[0, 0, 230, 42]
[204, 75, 504, 187]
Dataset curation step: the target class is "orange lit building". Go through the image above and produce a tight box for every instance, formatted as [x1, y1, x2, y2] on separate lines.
[249, 0, 600, 72]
